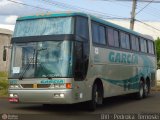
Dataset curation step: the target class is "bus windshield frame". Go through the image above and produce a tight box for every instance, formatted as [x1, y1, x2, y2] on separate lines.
[9, 15, 89, 80]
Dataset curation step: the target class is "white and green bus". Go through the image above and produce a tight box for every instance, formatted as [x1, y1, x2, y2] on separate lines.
[5, 12, 156, 111]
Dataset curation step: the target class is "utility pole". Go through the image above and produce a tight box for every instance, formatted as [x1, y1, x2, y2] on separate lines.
[130, 0, 137, 30]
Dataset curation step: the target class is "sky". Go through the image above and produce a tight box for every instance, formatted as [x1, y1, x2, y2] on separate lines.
[0, 0, 160, 31]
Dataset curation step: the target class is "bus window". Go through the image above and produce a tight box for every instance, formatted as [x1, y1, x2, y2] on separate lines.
[13, 17, 74, 37]
[92, 22, 106, 45]
[107, 28, 119, 47]
[74, 42, 83, 80]
[148, 40, 154, 54]
[75, 17, 89, 80]
[140, 38, 147, 53]
[76, 16, 89, 40]
[120, 32, 130, 49]
[131, 35, 139, 51]
[114, 30, 119, 47]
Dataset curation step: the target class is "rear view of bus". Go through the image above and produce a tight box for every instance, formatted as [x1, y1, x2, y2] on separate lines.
[8, 13, 90, 105]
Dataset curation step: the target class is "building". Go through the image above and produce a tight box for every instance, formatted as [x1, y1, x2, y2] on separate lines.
[0, 28, 13, 72]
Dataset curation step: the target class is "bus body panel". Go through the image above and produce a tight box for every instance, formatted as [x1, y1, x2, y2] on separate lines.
[9, 78, 92, 104]
[87, 45, 156, 98]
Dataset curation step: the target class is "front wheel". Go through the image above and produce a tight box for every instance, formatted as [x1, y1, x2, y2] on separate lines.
[87, 84, 97, 111]
[87, 83, 103, 111]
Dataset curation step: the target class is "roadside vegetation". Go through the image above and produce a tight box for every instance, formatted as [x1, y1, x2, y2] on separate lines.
[0, 71, 8, 97]
[155, 37, 160, 69]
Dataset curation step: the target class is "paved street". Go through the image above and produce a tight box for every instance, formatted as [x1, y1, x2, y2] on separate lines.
[0, 91, 160, 120]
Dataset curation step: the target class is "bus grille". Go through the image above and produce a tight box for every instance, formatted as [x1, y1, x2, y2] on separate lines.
[20, 84, 50, 88]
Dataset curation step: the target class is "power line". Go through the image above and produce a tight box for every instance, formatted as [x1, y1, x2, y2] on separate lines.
[6, 0, 52, 11]
[136, 4, 160, 20]
[39, 0, 160, 32]
[104, 0, 131, 8]
[40, 0, 126, 18]
[95, 0, 160, 3]
[136, 0, 154, 15]
[6, 0, 160, 33]
[136, 19, 160, 32]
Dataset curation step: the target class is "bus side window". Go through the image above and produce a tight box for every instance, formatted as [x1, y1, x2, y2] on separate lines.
[91, 21, 106, 45]
[75, 16, 89, 80]
[108, 27, 119, 47]
[74, 42, 83, 80]
[76, 16, 89, 40]
[140, 38, 147, 53]
[148, 40, 154, 54]
[120, 32, 130, 50]
[131, 35, 139, 51]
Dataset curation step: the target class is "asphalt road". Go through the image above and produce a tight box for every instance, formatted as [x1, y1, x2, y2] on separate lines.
[0, 91, 160, 120]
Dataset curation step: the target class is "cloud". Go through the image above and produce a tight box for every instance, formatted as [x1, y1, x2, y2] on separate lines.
[0, 0, 10, 6]
[0, 0, 24, 16]
[5, 15, 18, 24]
[0, 0, 53, 16]
[0, 0, 63, 25]
[0, 24, 15, 31]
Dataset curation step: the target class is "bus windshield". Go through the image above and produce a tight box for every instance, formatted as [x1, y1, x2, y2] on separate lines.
[9, 41, 73, 79]
[13, 17, 74, 37]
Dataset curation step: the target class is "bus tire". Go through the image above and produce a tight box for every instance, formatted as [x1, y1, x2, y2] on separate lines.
[135, 80, 144, 99]
[87, 84, 98, 111]
[143, 80, 150, 98]
[42, 104, 50, 108]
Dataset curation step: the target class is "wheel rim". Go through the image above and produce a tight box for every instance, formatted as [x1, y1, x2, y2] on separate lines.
[93, 85, 98, 105]
[140, 84, 144, 97]
[144, 83, 149, 95]
[95, 91, 98, 103]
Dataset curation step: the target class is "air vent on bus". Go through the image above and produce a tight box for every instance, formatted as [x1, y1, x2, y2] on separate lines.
[20, 84, 51, 88]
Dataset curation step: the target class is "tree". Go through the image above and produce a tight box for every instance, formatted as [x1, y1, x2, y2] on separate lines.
[155, 37, 160, 69]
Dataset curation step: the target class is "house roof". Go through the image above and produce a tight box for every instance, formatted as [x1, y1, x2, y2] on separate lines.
[0, 28, 13, 35]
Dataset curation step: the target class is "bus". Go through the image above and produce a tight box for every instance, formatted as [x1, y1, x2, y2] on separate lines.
[4, 12, 156, 111]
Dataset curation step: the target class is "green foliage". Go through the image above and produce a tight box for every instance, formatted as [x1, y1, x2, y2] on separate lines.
[155, 37, 160, 69]
[0, 71, 8, 96]
[0, 71, 8, 77]
[0, 80, 8, 97]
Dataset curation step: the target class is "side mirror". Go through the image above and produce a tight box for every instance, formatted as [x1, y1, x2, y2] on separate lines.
[3, 48, 7, 61]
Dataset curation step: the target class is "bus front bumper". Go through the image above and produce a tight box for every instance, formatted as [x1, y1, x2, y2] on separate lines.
[8, 89, 74, 104]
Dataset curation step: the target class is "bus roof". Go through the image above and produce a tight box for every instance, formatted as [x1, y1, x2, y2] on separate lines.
[17, 12, 153, 41]
[17, 12, 88, 21]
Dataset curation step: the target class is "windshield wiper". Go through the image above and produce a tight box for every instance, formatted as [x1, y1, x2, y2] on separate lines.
[18, 57, 34, 80]
[38, 62, 53, 79]
[18, 48, 47, 80]
[18, 47, 58, 80]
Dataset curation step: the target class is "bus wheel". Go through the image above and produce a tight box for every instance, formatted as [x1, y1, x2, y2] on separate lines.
[87, 83, 103, 111]
[87, 84, 98, 111]
[143, 80, 150, 98]
[136, 80, 144, 99]
[43, 104, 50, 108]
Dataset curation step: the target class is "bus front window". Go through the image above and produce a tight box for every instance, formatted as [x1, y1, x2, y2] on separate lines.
[9, 41, 73, 79]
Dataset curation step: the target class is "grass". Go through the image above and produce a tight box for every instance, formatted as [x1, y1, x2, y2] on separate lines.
[0, 71, 8, 97]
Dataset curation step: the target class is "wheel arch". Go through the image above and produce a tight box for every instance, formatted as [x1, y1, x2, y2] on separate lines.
[93, 78, 104, 97]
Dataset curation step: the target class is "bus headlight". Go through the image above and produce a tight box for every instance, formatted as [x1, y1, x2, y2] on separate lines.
[10, 85, 21, 89]
[9, 93, 18, 98]
[9, 93, 14, 97]
[53, 93, 64, 98]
